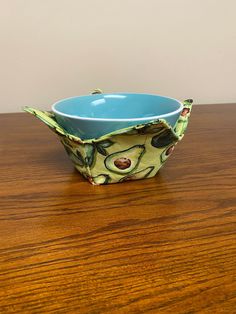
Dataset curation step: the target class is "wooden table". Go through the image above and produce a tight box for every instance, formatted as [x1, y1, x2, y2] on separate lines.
[0, 104, 236, 313]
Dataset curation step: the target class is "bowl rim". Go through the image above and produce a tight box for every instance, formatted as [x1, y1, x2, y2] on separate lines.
[51, 93, 183, 122]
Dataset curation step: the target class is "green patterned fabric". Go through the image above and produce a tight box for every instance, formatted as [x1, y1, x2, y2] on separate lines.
[24, 99, 193, 185]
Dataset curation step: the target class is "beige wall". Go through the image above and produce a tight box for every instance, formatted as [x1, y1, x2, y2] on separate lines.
[0, 0, 236, 113]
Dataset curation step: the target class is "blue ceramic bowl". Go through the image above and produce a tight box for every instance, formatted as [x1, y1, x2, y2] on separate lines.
[52, 93, 183, 139]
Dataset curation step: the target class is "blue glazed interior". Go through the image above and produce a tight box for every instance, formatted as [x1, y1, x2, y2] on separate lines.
[52, 93, 183, 139]
[52, 94, 182, 120]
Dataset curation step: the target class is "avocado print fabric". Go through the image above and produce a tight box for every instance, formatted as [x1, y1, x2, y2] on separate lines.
[24, 99, 193, 185]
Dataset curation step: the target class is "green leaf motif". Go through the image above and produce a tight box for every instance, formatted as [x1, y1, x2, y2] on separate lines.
[183, 99, 193, 106]
[119, 166, 155, 182]
[138, 124, 166, 135]
[151, 129, 177, 148]
[84, 144, 96, 167]
[63, 145, 84, 167]
[95, 143, 108, 156]
[75, 150, 85, 167]
[97, 139, 114, 148]
[63, 145, 72, 155]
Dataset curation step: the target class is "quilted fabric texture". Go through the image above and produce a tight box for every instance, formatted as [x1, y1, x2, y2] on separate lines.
[24, 99, 192, 185]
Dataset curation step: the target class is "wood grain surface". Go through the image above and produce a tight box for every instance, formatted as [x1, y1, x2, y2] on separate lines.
[0, 104, 236, 313]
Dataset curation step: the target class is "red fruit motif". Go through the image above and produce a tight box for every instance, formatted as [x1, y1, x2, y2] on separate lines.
[181, 108, 190, 117]
[166, 145, 175, 156]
